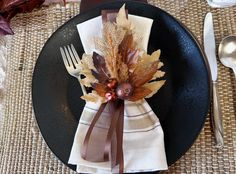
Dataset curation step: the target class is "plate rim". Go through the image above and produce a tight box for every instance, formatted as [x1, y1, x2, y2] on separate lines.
[32, 0, 211, 171]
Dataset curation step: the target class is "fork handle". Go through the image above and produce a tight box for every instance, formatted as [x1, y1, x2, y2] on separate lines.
[77, 76, 87, 95]
[212, 81, 224, 148]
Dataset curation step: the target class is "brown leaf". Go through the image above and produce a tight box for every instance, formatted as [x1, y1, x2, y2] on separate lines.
[118, 34, 139, 69]
[127, 87, 152, 102]
[92, 83, 108, 97]
[92, 52, 110, 83]
[119, 34, 133, 61]
[129, 61, 158, 87]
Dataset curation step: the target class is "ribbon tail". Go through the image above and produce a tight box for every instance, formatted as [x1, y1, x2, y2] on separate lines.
[81, 100, 125, 174]
[106, 100, 124, 174]
[104, 101, 121, 161]
[116, 101, 124, 174]
[81, 103, 107, 160]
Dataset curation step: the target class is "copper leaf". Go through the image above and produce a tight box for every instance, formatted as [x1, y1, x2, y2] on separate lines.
[127, 86, 152, 102]
[129, 61, 158, 87]
[118, 34, 139, 69]
[91, 83, 108, 97]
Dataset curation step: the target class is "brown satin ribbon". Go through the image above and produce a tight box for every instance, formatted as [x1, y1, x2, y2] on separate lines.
[81, 100, 125, 174]
[81, 102, 107, 160]
[116, 101, 125, 174]
[104, 101, 121, 161]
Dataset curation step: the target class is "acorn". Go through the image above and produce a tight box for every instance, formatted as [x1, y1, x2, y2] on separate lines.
[116, 82, 134, 100]
[105, 91, 117, 101]
[107, 78, 118, 89]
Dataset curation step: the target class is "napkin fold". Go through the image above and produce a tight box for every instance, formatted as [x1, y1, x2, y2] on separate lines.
[69, 100, 168, 173]
[206, 0, 236, 8]
[68, 14, 168, 173]
[77, 15, 153, 54]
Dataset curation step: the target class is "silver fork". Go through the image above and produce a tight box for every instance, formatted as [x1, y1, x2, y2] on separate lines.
[60, 44, 87, 95]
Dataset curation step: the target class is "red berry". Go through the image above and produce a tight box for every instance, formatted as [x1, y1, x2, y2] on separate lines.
[107, 78, 118, 89]
[105, 91, 117, 101]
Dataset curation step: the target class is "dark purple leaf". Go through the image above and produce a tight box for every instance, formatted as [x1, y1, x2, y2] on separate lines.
[0, 15, 13, 35]
[0, 0, 45, 13]
[0, 0, 45, 35]
[92, 52, 110, 83]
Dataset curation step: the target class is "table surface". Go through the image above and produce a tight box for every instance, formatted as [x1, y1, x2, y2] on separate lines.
[0, 1, 236, 173]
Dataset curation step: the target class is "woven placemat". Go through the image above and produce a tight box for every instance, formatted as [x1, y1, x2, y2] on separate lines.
[0, 1, 235, 173]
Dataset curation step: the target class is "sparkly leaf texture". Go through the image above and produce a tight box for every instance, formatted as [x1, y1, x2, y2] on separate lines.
[79, 4, 166, 103]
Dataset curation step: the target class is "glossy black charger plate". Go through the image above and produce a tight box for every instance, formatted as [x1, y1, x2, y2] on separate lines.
[32, 1, 211, 173]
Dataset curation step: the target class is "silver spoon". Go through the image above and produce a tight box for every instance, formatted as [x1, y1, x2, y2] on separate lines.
[218, 35, 236, 77]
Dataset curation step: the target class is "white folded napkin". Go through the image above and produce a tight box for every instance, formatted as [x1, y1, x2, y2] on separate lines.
[206, 0, 236, 8]
[68, 14, 168, 173]
[77, 15, 153, 54]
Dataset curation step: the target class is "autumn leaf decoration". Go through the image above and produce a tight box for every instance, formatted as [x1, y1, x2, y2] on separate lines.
[80, 5, 165, 103]
[79, 5, 167, 174]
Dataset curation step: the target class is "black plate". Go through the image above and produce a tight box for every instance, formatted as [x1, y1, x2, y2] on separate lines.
[32, 1, 211, 173]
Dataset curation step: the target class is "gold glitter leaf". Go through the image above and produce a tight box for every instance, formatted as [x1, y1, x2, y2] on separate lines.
[116, 4, 132, 30]
[139, 50, 161, 63]
[152, 70, 165, 80]
[118, 62, 129, 82]
[79, 54, 97, 87]
[96, 22, 126, 80]
[81, 91, 106, 103]
[144, 80, 166, 98]
[129, 61, 158, 87]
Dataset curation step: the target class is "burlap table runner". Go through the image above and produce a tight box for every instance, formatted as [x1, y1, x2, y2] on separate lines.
[0, 0, 235, 173]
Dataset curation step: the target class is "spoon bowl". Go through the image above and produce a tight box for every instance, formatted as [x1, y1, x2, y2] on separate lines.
[218, 35, 236, 75]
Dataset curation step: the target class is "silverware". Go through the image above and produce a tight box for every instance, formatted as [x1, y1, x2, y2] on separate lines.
[218, 35, 236, 77]
[60, 44, 87, 95]
[204, 12, 224, 148]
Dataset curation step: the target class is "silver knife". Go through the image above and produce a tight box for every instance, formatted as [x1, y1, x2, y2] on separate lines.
[204, 12, 224, 148]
